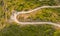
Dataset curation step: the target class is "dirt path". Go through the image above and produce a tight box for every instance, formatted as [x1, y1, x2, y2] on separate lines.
[10, 6, 60, 27]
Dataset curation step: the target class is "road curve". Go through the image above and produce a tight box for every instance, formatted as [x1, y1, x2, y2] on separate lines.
[10, 6, 60, 27]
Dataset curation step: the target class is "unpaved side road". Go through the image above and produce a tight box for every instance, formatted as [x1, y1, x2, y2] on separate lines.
[10, 6, 60, 27]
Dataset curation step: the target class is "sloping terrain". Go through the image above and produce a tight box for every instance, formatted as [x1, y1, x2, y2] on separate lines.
[0, 24, 60, 36]
[17, 8, 60, 23]
[0, 0, 60, 36]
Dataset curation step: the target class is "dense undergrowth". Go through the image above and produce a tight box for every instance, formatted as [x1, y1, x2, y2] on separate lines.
[0, 24, 60, 36]
[0, 0, 60, 36]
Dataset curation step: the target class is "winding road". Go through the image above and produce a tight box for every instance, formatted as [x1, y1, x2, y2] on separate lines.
[10, 6, 60, 27]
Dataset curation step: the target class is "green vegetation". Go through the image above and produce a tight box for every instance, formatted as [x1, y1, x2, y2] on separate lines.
[0, 0, 60, 23]
[18, 8, 60, 23]
[0, 24, 60, 36]
[0, 0, 60, 11]
[0, 0, 60, 36]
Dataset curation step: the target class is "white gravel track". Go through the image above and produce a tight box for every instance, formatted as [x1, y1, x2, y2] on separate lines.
[10, 6, 60, 27]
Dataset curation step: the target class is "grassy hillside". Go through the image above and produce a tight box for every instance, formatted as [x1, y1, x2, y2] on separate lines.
[0, 0, 60, 36]
[0, 24, 60, 36]
[0, 0, 60, 11]
[0, 0, 60, 23]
